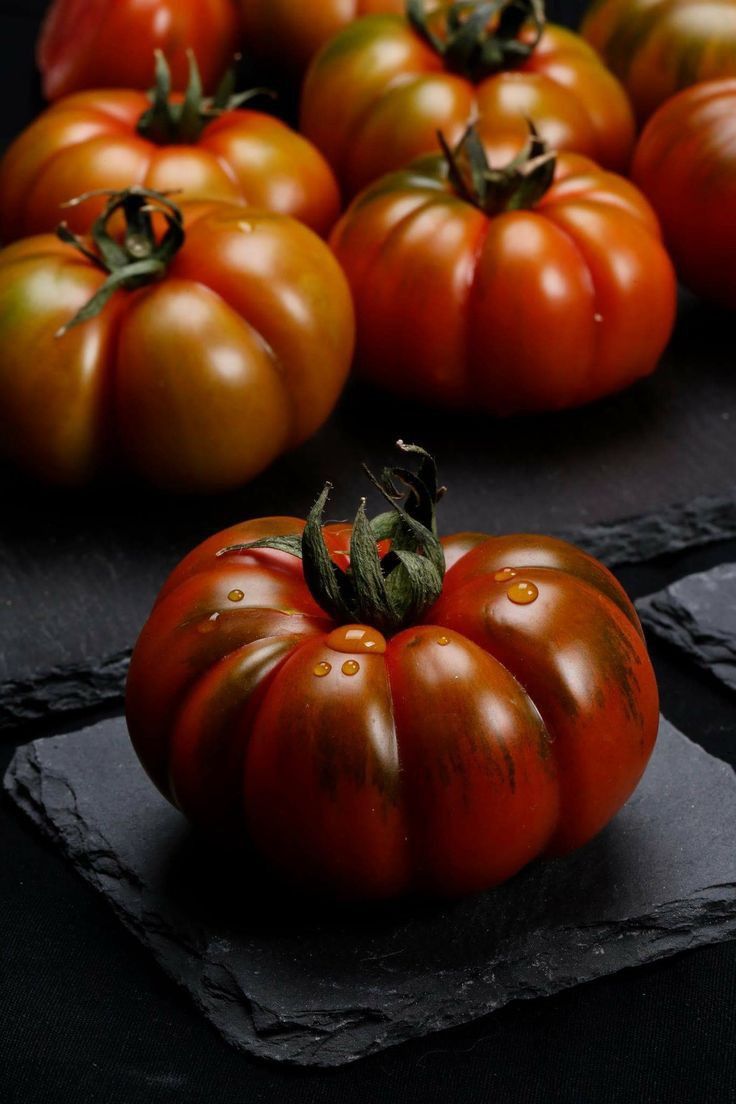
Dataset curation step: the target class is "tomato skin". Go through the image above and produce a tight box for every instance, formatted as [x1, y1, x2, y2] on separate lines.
[301, 14, 635, 196]
[126, 525, 658, 900]
[0, 207, 354, 491]
[582, 0, 736, 124]
[632, 80, 736, 309]
[38, 0, 240, 100]
[238, 0, 406, 73]
[0, 91, 341, 241]
[329, 143, 676, 414]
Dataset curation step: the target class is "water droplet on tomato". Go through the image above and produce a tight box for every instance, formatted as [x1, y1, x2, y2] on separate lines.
[326, 624, 387, 655]
[228, 589, 244, 603]
[507, 580, 539, 605]
[313, 661, 332, 678]
[494, 568, 517, 582]
[197, 612, 220, 634]
[342, 660, 360, 676]
[437, 636, 450, 646]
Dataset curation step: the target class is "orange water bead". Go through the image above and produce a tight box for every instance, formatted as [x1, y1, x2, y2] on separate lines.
[326, 624, 387, 655]
[507, 580, 539, 605]
[494, 568, 517, 582]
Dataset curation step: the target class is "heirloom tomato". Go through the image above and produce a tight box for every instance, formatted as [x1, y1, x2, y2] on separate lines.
[582, 0, 736, 124]
[38, 0, 240, 101]
[126, 444, 659, 900]
[0, 54, 340, 242]
[238, 0, 407, 74]
[632, 80, 736, 309]
[329, 127, 676, 413]
[0, 189, 353, 491]
[301, 0, 635, 197]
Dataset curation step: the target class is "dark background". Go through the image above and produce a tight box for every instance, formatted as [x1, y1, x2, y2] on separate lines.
[1, 2, 736, 1103]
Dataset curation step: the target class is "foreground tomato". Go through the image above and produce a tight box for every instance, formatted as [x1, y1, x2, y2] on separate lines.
[0, 189, 353, 491]
[632, 80, 736, 309]
[330, 127, 676, 413]
[38, 0, 240, 100]
[0, 55, 340, 242]
[126, 444, 659, 899]
[239, 0, 406, 73]
[582, 0, 736, 124]
[301, 0, 635, 197]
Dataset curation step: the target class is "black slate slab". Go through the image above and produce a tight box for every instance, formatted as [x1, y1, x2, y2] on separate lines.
[5, 714, 736, 1068]
[638, 564, 736, 693]
[3, 284, 736, 736]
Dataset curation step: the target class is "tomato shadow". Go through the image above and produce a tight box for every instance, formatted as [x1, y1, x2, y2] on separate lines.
[155, 804, 653, 966]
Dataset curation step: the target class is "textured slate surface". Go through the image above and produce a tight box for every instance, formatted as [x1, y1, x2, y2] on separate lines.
[638, 564, 736, 692]
[6, 715, 736, 1068]
[3, 284, 736, 738]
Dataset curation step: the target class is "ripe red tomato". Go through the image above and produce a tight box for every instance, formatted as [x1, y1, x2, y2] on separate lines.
[38, 0, 240, 100]
[582, 0, 736, 124]
[0, 56, 340, 242]
[0, 189, 354, 491]
[632, 80, 736, 309]
[301, 0, 635, 197]
[238, 0, 406, 73]
[126, 445, 659, 900]
[329, 127, 676, 413]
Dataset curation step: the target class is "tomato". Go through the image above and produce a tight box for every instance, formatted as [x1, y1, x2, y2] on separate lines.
[38, 0, 240, 101]
[238, 0, 406, 73]
[301, 0, 635, 197]
[631, 80, 736, 309]
[126, 444, 659, 900]
[0, 56, 340, 242]
[0, 189, 354, 491]
[582, 0, 736, 124]
[329, 127, 676, 413]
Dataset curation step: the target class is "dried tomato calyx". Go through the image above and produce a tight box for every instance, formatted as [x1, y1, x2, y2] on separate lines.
[55, 186, 185, 335]
[137, 50, 273, 145]
[219, 442, 448, 634]
[408, 0, 545, 81]
[439, 122, 556, 215]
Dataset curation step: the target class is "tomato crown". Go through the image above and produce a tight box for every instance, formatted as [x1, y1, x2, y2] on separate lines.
[218, 443, 448, 634]
[55, 187, 186, 335]
[439, 123, 556, 214]
[408, 0, 545, 81]
[137, 50, 273, 145]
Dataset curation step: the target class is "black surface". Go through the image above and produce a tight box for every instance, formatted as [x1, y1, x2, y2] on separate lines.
[6, 714, 736, 1068]
[638, 564, 736, 693]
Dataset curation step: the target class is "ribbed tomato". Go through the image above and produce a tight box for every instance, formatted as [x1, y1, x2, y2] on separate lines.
[632, 80, 736, 309]
[0, 189, 353, 491]
[38, 0, 240, 99]
[301, 0, 635, 197]
[582, 0, 736, 124]
[126, 445, 659, 900]
[329, 127, 676, 413]
[38, 0, 240, 100]
[0, 55, 340, 242]
[238, 0, 407, 73]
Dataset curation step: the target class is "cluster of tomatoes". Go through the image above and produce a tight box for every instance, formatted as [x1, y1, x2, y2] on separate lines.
[0, 0, 732, 493]
[4, 1, 732, 900]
